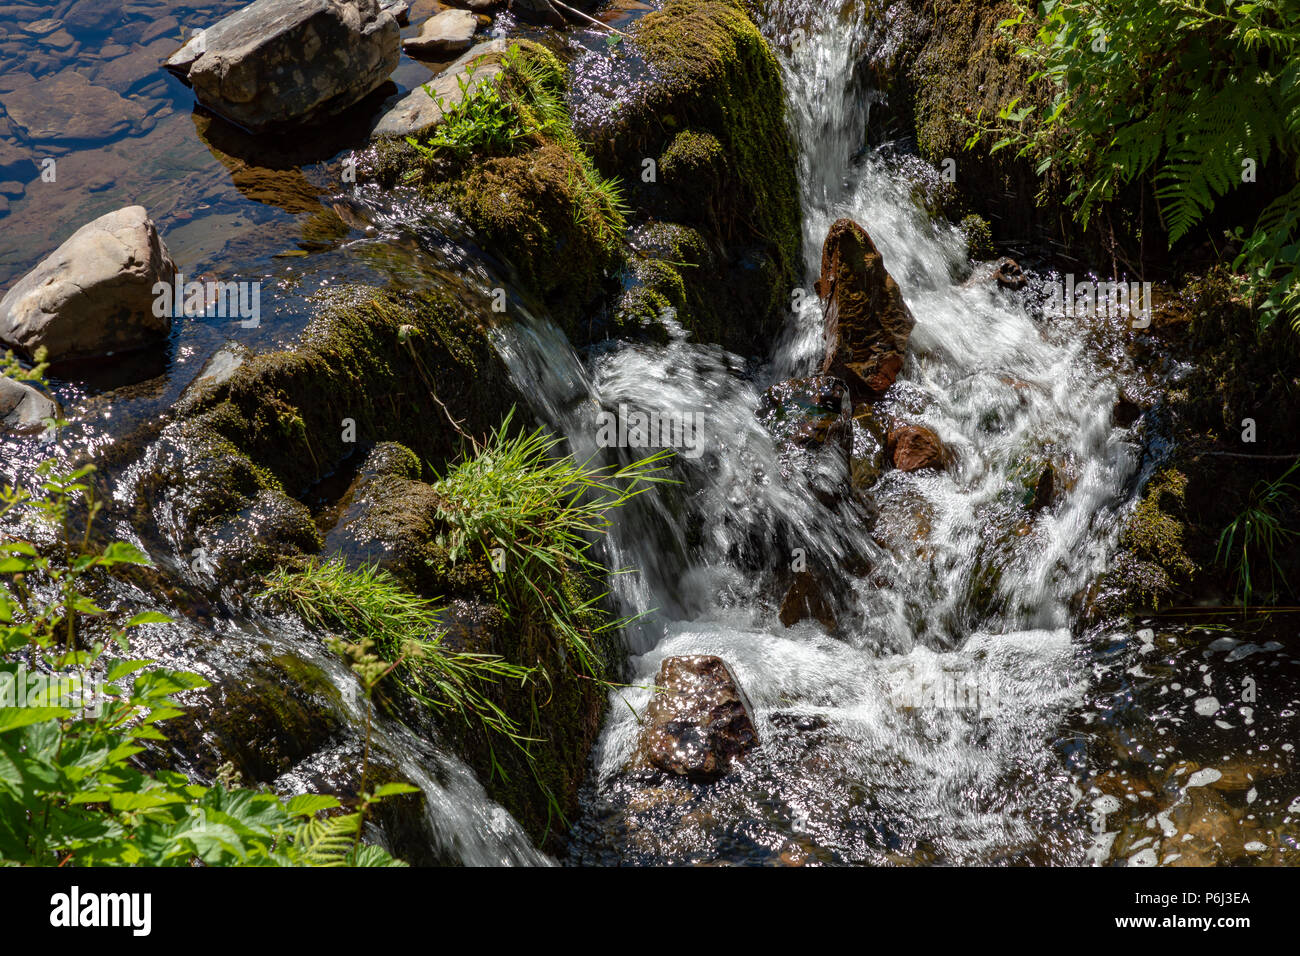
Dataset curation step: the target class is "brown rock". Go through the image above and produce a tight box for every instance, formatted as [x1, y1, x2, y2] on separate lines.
[887, 424, 950, 472]
[640, 655, 757, 782]
[779, 571, 836, 631]
[992, 257, 1027, 291]
[0, 69, 148, 143]
[815, 217, 914, 402]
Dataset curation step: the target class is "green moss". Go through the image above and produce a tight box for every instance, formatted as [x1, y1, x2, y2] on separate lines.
[630, 222, 727, 340]
[438, 142, 623, 334]
[866, 1, 1060, 242]
[186, 285, 519, 499]
[1097, 467, 1196, 611]
[361, 441, 422, 482]
[1125, 469, 1195, 577]
[660, 128, 725, 182]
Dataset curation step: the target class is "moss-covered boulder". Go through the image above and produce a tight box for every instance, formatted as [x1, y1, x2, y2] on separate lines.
[860, 0, 1061, 246]
[365, 8, 800, 355]
[448, 141, 624, 336]
[1078, 270, 1300, 625]
[365, 40, 626, 341]
[127, 285, 523, 582]
[583, 0, 802, 354]
[312, 439, 618, 851]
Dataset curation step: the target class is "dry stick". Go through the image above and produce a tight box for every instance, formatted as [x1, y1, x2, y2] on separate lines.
[547, 0, 632, 39]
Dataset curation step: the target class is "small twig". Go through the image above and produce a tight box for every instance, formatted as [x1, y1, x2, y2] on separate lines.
[1189, 448, 1300, 460]
[547, 0, 632, 39]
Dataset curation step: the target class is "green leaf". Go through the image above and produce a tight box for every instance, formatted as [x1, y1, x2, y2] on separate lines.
[285, 793, 342, 817]
[368, 782, 420, 799]
[125, 611, 172, 628]
[0, 707, 71, 733]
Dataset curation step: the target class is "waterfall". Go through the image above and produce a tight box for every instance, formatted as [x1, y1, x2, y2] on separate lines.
[488, 2, 1142, 864]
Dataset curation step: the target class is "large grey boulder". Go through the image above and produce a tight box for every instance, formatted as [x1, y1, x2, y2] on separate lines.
[0, 206, 177, 362]
[369, 38, 505, 140]
[0, 376, 58, 432]
[166, 0, 401, 132]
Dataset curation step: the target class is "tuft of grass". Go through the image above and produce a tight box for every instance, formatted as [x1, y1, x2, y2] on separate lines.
[1216, 460, 1300, 609]
[262, 559, 534, 743]
[429, 411, 672, 676]
[570, 155, 630, 250]
[406, 58, 527, 162]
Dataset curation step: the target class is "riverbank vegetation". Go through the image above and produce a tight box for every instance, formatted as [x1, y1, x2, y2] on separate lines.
[0, 359, 408, 866]
[980, 0, 1299, 331]
[265, 415, 669, 843]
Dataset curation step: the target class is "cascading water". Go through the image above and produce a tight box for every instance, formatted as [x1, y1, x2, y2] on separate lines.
[486, 2, 1144, 864]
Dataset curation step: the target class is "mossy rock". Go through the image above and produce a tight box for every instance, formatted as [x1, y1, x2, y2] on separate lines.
[960, 213, 995, 260]
[180, 285, 522, 500]
[658, 128, 727, 222]
[312, 438, 620, 850]
[156, 657, 343, 785]
[438, 141, 624, 338]
[1083, 270, 1300, 622]
[581, 0, 802, 354]
[1090, 468, 1196, 615]
[862, 0, 1068, 248]
[129, 285, 523, 579]
[434, 573, 618, 853]
[623, 221, 731, 342]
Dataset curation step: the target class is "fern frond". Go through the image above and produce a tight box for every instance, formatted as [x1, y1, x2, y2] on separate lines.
[292, 813, 362, 867]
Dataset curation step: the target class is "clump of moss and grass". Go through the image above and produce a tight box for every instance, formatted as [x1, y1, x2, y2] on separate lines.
[386, 41, 630, 337]
[1084, 271, 1300, 619]
[364, 4, 804, 354]
[126, 283, 524, 583]
[610, 0, 802, 350]
[264, 415, 672, 847]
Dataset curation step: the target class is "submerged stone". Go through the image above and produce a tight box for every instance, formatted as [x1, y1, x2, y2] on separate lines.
[759, 374, 855, 507]
[886, 423, 950, 472]
[0, 69, 149, 143]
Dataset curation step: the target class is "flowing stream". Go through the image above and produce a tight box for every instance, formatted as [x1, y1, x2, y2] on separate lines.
[466, 2, 1142, 864]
